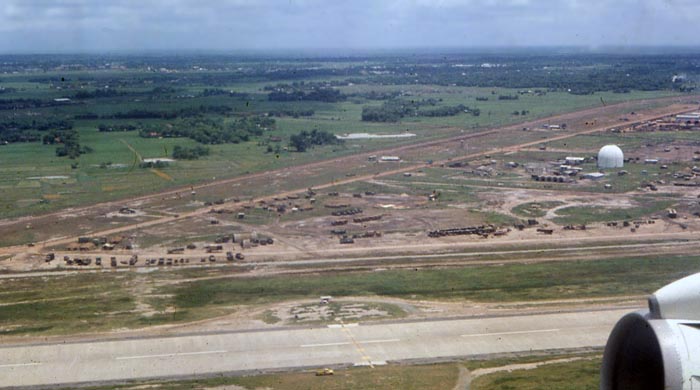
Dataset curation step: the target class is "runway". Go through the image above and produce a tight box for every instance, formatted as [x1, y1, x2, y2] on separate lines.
[0, 308, 629, 388]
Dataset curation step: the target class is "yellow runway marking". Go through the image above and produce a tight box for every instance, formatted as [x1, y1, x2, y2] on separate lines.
[338, 320, 375, 368]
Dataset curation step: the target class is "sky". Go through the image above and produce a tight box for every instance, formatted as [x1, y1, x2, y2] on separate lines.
[0, 0, 698, 53]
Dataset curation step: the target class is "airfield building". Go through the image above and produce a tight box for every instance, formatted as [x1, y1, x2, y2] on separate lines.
[583, 172, 606, 180]
[676, 113, 700, 122]
[565, 157, 585, 165]
[598, 145, 624, 168]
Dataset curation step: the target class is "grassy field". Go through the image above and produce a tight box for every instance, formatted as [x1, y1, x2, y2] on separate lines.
[0, 84, 679, 219]
[512, 201, 565, 218]
[471, 357, 600, 390]
[82, 363, 460, 390]
[170, 255, 698, 309]
[76, 352, 601, 390]
[552, 197, 674, 225]
[1, 254, 698, 337]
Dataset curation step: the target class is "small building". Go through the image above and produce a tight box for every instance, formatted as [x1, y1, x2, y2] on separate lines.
[583, 172, 606, 180]
[565, 157, 585, 166]
[232, 232, 251, 243]
[676, 113, 700, 122]
[559, 165, 579, 171]
[645, 159, 659, 164]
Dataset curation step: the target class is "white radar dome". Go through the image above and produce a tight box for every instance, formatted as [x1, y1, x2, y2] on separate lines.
[597, 145, 624, 168]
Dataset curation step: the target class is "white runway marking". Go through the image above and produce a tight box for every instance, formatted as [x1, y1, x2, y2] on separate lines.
[362, 338, 400, 344]
[354, 360, 388, 366]
[301, 338, 400, 348]
[0, 362, 41, 368]
[328, 323, 358, 328]
[301, 341, 351, 348]
[461, 329, 560, 337]
[115, 350, 227, 360]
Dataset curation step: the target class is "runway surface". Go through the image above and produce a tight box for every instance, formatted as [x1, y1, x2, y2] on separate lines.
[0, 308, 630, 388]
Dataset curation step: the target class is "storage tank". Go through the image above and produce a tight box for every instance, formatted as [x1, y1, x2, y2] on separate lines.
[598, 145, 624, 168]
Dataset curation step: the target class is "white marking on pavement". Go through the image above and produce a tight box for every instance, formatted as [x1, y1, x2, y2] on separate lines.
[0, 362, 41, 368]
[328, 323, 358, 329]
[301, 338, 400, 348]
[115, 350, 227, 360]
[354, 360, 387, 366]
[301, 341, 351, 348]
[461, 329, 560, 337]
[362, 338, 400, 344]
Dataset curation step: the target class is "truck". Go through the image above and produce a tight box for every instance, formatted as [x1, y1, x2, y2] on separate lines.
[315, 368, 334, 376]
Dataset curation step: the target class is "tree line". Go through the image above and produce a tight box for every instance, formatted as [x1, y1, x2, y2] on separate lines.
[0, 118, 73, 143]
[362, 99, 479, 122]
[268, 87, 346, 103]
[289, 129, 342, 152]
[43, 128, 92, 159]
[172, 145, 211, 160]
[139, 115, 275, 145]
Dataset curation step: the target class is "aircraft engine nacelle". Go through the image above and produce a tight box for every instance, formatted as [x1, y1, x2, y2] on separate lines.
[601, 273, 700, 390]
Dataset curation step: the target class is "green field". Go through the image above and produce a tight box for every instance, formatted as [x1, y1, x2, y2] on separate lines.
[75, 352, 601, 390]
[512, 201, 565, 218]
[471, 357, 600, 390]
[552, 197, 674, 225]
[81, 363, 460, 390]
[1, 254, 697, 337]
[0, 73, 679, 219]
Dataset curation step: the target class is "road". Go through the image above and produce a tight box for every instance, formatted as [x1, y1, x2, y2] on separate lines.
[0, 308, 630, 388]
